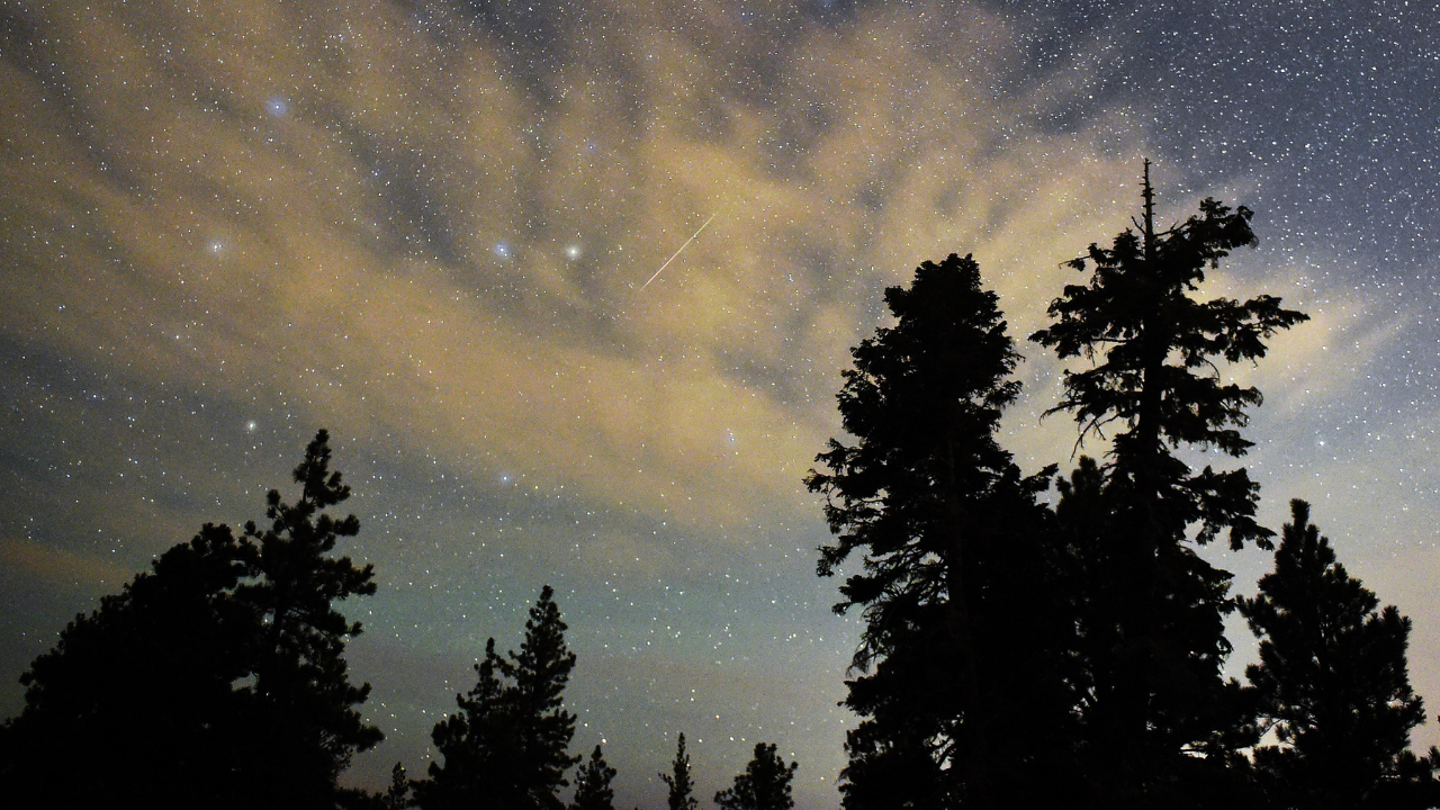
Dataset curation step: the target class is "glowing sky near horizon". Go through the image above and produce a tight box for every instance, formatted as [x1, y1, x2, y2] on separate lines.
[3, 2, 1440, 807]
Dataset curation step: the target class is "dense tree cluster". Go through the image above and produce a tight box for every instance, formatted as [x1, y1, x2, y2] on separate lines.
[3, 164, 1438, 810]
[0, 432, 794, 810]
[808, 163, 1439, 809]
[0, 430, 381, 809]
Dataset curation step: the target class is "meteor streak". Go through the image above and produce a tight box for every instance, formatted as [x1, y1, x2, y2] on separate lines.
[640, 212, 716, 290]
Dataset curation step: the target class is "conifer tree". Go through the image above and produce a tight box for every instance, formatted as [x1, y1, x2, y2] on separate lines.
[381, 762, 416, 809]
[419, 585, 579, 810]
[1032, 162, 1307, 805]
[714, 743, 798, 810]
[571, 745, 617, 810]
[1241, 500, 1438, 810]
[419, 638, 512, 808]
[503, 585, 581, 803]
[807, 253, 1072, 808]
[660, 733, 699, 810]
[235, 429, 384, 803]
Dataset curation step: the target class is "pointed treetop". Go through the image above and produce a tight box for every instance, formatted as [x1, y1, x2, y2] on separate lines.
[661, 732, 699, 810]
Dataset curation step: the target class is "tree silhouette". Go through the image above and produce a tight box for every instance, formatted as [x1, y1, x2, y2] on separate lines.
[419, 585, 579, 810]
[381, 762, 417, 809]
[1032, 163, 1306, 806]
[659, 733, 699, 810]
[571, 745, 618, 810]
[807, 253, 1073, 808]
[0, 524, 256, 808]
[417, 637, 512, 808]
[714, 742, 797, 810]
[0, 430, 380, 809]
[235, 429, 384, 804]
[1241, 500, 1438, 809]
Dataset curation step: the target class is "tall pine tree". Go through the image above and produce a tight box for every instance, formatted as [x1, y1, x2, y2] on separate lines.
[419, 585, 579, 810]
[235, 429, 384, 804]
[807, 253, 1073, 809]
[1241, 500, 1437, 810]
[1032, 162, 1307, 806]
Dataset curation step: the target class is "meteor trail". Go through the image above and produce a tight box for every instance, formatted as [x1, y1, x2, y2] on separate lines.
[640, 212, 716, 290]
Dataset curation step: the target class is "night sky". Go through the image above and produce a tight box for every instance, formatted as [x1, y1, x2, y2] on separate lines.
[3, 1, 1440, 807]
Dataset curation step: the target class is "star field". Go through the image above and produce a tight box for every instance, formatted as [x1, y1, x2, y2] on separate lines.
[3, 2, 1440, 807]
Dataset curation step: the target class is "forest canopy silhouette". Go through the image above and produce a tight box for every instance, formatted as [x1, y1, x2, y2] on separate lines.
[3, 167, 1437, 810]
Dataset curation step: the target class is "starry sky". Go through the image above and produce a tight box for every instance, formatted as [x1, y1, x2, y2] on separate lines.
[2, 1, 1439, 806]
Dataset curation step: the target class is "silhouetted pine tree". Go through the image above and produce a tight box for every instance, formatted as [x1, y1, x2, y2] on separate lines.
[235, 429, 384, 804]
[571, 745, 617, 810]
[418, 638, 511, 808]
[1241, 500, 1439, 810]
[1032, 162, 1307, 807]
[418, 585, 579, 810]
[714, 743, 797, 810]
[379, 762, 416, 809]
[807, 253, 1074, 809]
[0, 430, 381, 810]
[660, 733, 699, 810]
